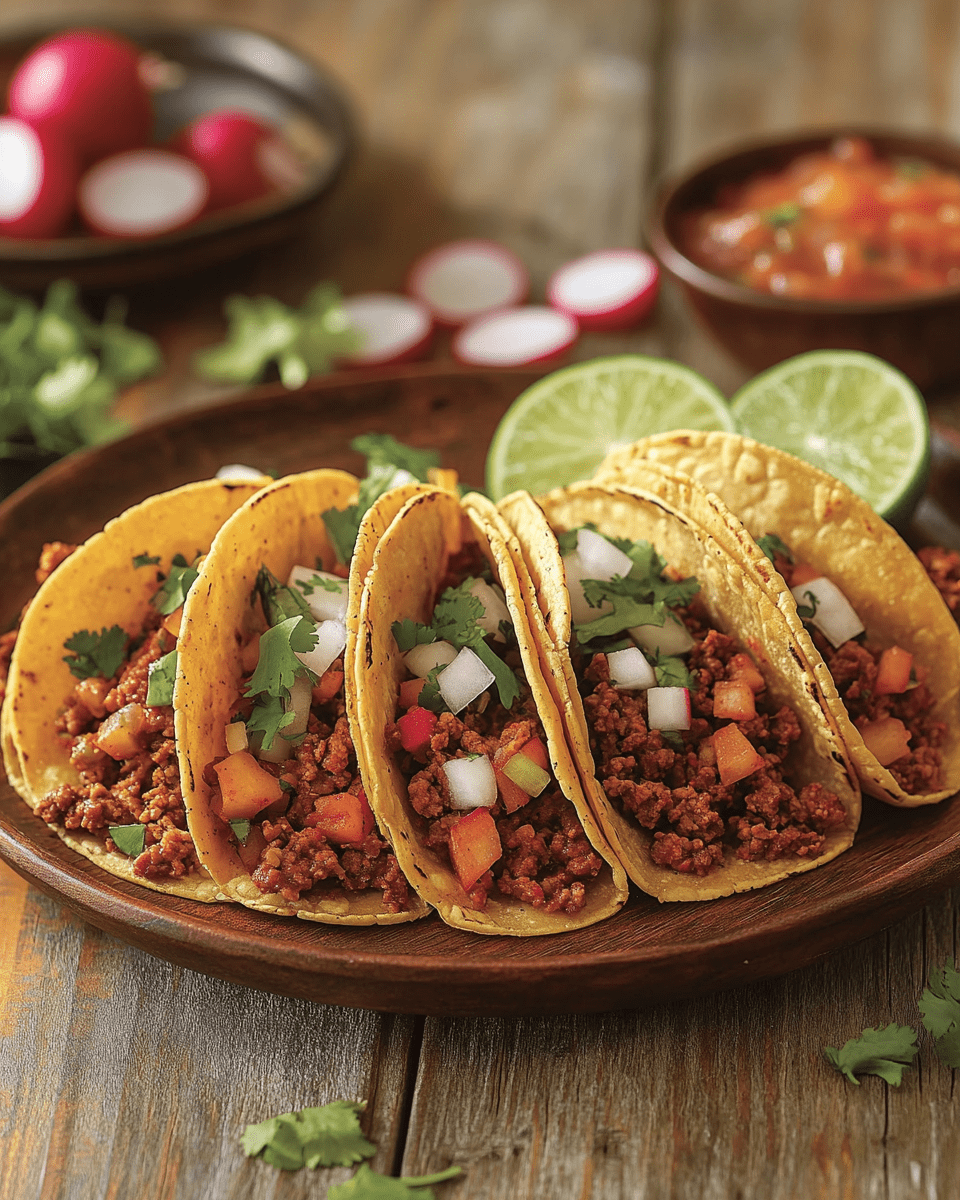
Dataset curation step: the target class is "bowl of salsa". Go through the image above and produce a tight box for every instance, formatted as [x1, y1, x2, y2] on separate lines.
[649, 128, 960, 390]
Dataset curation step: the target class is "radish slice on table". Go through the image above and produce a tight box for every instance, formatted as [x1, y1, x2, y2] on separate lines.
[790, 577, 865, 647]
[607, 647, 656, 691]
[0, 117, 76, 239]
[646, 686, 691, 731]
[547, 248, 660, 330]
[340, 294, 434, 366]
[78, 149, 209, 238]
[438, 646, 496, 714]
[453, 306, 578, 367]
[9, 29, 153, 166]
[408, 239, 528, 326]
[444, 754, 498, 809]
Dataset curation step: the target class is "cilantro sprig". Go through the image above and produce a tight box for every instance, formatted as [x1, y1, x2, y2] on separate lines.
[824, 1024, 919, 1085]
[62, 626, 128, 680]
[329, 1164, 463, 1199]
[152, 554, 200, 616]
[755, 533, 793, 565]
[244, 615, 319, 751]
[919, 959, 960, 1067]
[242, 1101, 376, 1170]
[146, 650, 178, 706]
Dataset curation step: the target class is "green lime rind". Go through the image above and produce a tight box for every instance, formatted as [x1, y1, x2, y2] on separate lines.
[729, 349, 930, 525]
[486, 354, 734, 500]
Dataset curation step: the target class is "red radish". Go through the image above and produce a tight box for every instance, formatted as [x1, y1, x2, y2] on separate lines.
[546, 248, 660, 330]
[170, 110, 304, 210]
[0, 117, 77, 239]
[340, 293, 434, 366]
[452, 306, 578, 367]
[78, 149, 209, 238]
[408, 239, 528, 326]
[8, 29, 153, 166]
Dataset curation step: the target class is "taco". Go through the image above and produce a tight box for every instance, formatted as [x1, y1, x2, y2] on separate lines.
[175, 462, 441, 925]
[497, 480, 860, 902]
[596, 431, 960, 807]
[1, 477, 267, 900]
[352, 485, 629, 935]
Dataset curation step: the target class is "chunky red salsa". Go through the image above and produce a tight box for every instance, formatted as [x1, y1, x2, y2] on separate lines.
[681, 136, 960, 300]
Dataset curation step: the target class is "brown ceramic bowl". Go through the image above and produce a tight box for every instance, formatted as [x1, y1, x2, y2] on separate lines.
[0, 17, 354, 292]
[648, 127, 960, 392]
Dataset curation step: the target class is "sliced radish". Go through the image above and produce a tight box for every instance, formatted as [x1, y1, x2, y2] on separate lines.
[437, 646, 495, 714]
[452, 306, 578, 368]
[444, 754, 498, 809]
[607, 646, 656, 691]
[408, 239, 529, 326]
[547, 248, 660, 331]
[340, 293, 434, 366]
[78, 149, 209, 239]
[170, 109, 304, 210]
[646, 686, 691, 731]
[9, 29, 153, 166]
[791, 577, 865, 648]
[0, 117, 76, 239]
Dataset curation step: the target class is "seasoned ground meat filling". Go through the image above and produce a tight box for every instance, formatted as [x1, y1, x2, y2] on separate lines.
[918, 545, 960, 613]
[215, 656, 410, 913]
[35, 610, 200, 881]
[386, 679, 604, 914]
[579, 603, 847, 876]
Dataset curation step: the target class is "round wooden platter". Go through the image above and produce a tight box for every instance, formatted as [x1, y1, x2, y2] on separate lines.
[2, 363, 959, 1017]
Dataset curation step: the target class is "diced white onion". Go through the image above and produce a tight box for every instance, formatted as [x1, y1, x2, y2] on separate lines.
[576, 527, 633, 581]
[444, 754, 498, 809]
[215, 463, 264, 482]
[607, 646, 656, 690]
[388, 467, 416, 488]
[791, 577, 865, 648]
[647, 686, 691, 731]
[224, 721, 248, 754]
[438, 646, 495, 714]
[295, 619, 347, 677]
[469, 578, 512, 641]
[630, 613, 695, 657]
[562, 550, 613, 625]
[403, 639, 458, 678]
[256, 734, 291, 763]
[288, 564, 349, 622]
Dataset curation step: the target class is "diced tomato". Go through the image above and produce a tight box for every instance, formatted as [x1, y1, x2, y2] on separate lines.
[713, 679, 757, 721]
[397, 706, 438, 754]
[313, 665, 344, 703]
[213, 750, 285, 819]
[859, 716, 912, 766]
[399, 676, 426, 710]
[874, 645, 913, 696]
[305, 788, 375, 844]
[790, 561, 822, 587]
[449, 807, 502, 891]
[712, 723, 765, 786]
[519, 736, 549, 771]
[726, 652, 766, 694]
[96, 702, 148, 760]
[494, 767, 530, 814]
[162, 606, 183, 639]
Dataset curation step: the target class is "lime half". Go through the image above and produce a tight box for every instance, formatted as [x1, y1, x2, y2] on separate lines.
[486, 354, 734, 499]
[729, 350, 930, 527]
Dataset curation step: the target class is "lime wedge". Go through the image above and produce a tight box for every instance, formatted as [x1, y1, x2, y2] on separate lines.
[729, 350, 930, 527]
[486, 354, 734, 499]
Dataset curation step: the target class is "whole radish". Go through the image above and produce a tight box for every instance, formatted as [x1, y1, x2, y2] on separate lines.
[8, 29, 153, 166]
[0, 116, 77, 239]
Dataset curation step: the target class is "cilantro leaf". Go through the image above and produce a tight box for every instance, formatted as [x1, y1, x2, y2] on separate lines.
[417, 664, 447, 713]
[576, 597, 665, 644]
[228, 819, 251, 843]
[296, 573, 343, 597]
[472, 639, 521, 711]
[133, 553, 160, 568]
[653, 654, 693, 689]
[328, 1163, 463, 1199]
[919, 959, 960, 1067]
[152, 554, 200, 616]
[351, 433, 439, 481]
[145, 650, 177, 706]
[246, 695, 296, 752]
[756, 533, 793, 565]
[323, 504, 363, 567]
[242, 1101, 376, 1171]
[63, 626, 128, 680]
[430, 582, 519, 709]
[245, 617, 318, 699]
[108, 824, 146, 857]
[392, 619, 436, 652]
[555, 523, 596, 555]
[796, 589, 819, 621]
[824, 1024, 919, 1085]
[256, 565, 313, 627]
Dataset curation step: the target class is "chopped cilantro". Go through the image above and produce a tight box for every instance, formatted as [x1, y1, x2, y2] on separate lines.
[755, 534, 793, 565]
[241, 1100, 376, 1170]
[919, 959, 960, 1067]
[555, 523, 596, 555]
[62, 626, 128, 680]
[763, 202, 801, 227]
[322, 504, 364, 568]
[246, 695, 296, 751]
[228, 819, 251, 844]
[145, 650, 177, 706]
[246, 616, 318, 699]
[152, 554, 200, 616]
[796, 589, 819, 620]
[653, 653, 693, 689]
[392, 619, 437, 653]
[256, 565, 312, 627]
[350, 433, 439, 481]
[824, 1024, 918, 1085]
[328, 1164, 463, 1199]
[133, 553, 160, 568]
[295, 572, 343, 597]
[576, 595, 665, 644]
[431, 581, 520, 710]
[417, 664, 447, 713]
[108, 823, 146, 857]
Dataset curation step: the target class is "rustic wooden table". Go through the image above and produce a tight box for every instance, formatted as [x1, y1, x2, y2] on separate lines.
[2, 2, 959, 1197]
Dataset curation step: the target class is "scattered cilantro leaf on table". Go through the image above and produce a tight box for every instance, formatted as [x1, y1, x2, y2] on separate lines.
[327, 1163, 463, 1199]
[62, 626, 128, 680]
[824, 1023, 919, 1085]
[242, 1101, 376, 1170]
[919, 959, 960, 1067]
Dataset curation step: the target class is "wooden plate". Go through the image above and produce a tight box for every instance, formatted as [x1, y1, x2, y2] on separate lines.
[0, 18, 353, 291]
[2, 364, 959, 1016]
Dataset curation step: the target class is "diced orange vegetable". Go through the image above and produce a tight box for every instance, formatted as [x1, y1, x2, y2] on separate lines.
[399, 676, 426, 710]
[712, 723, 765, 786]
[859, 716, 912, 766]
[305, 788, 375, 844]
[494, 767, 531, 814]
[313, 665, 344, 703]
[726, 653, 766, 694]
[449, 807, 502, 891]
[790, 562, 822, 587]
[96, 702, 148, 760]
[331, 561, 350, 579]
[519, 736, 549, 771]
[874, 646, 913, 696]
[213, 750, 285, 819]
[236, 823, 268, 872]
[713, 679, 757, 721]
[162, 606, 183, 638]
